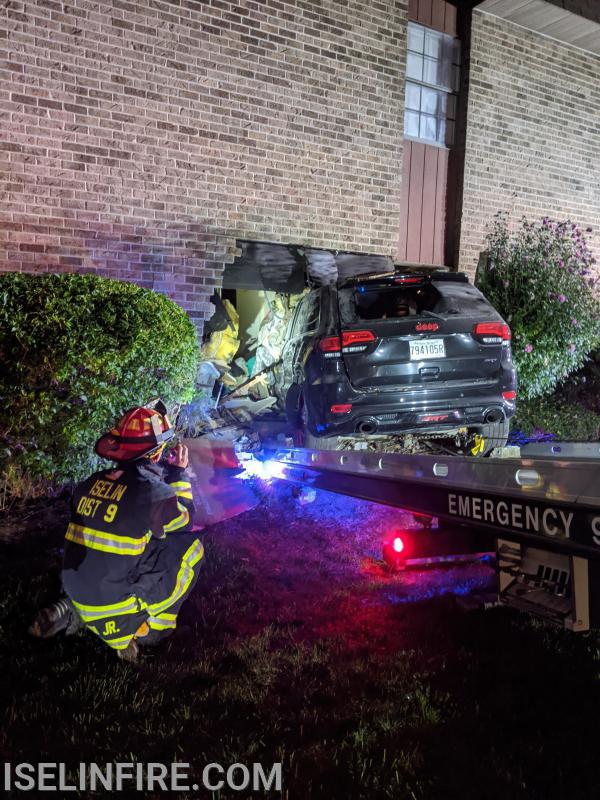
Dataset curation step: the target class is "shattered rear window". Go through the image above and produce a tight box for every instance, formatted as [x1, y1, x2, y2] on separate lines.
[338, 285, 441, 324]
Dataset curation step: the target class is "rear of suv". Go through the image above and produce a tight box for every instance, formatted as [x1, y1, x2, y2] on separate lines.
[278, 268, 517, 453]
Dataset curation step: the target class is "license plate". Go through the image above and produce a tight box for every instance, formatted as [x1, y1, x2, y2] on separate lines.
[409, 338, 446, 360]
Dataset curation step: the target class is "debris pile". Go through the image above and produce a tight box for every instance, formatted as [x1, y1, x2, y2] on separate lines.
[178, 291, 303, 442]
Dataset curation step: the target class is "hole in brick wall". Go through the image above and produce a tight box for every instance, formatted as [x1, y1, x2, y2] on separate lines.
[180, 240, 395, 437]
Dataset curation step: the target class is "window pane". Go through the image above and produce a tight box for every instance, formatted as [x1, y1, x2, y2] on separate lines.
[423, 56, 439, 86]
[421, 86, 438, 115]
[408, 24, 425, 54]
[407, 52, 423, 81]
[424, 30, 441, 59]
[405, 82, 421, 111]
[420, 114, 437, 142]
[437, 118, 446, 146]
[404, 110, 420, 138]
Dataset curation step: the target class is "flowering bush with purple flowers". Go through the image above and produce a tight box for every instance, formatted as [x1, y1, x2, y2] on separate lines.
[476, 214, 600, 399]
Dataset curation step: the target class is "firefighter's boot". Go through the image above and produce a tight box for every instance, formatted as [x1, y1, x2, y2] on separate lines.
[28, 597, 84, 639]
[117, 639, 140, 663]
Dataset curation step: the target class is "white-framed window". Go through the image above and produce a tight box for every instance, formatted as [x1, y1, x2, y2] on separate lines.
[404, 22, 460, 147]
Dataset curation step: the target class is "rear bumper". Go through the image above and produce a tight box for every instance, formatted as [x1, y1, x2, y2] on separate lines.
[305, 379, 516, 438]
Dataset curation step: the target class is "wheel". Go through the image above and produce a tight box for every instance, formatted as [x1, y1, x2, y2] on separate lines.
[305, 430, 340, 450]
[469, 418, 509, 456]
[299, 391, 340, 451]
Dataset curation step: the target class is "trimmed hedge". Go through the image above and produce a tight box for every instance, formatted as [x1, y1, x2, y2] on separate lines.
[0, 274, 199, 490]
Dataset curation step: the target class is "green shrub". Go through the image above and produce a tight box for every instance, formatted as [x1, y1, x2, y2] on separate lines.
[0, 273, 200, 490]
[476, 214, 600, 399]
[511, 397, 600, 442]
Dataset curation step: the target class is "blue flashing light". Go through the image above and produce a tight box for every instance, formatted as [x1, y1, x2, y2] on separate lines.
[235, 453, 285, 482]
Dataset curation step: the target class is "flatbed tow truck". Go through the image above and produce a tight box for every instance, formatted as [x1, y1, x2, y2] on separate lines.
[257, 445, 600, 632]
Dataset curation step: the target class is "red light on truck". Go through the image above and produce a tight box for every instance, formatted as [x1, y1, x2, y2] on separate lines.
[502, 390, 517, 400]
[383, 533, 410, 570]
[394, 276, 423, 284]
[330, 404, 352, 414]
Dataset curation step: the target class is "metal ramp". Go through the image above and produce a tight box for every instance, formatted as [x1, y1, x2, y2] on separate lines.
[261, 447, 600, 630]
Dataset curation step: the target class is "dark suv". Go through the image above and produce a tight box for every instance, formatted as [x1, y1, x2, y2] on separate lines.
[277, 268, 517, 453]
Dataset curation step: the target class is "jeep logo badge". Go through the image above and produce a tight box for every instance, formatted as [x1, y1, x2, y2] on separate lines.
[415, 322, 439, 332]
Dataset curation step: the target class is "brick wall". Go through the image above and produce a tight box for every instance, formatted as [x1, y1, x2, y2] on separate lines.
[0, 0, 407, 327]
[458, 8, 600, 275]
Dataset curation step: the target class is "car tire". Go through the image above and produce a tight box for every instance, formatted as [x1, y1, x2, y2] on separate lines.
[304, 430, 340, 450]
[298, 390, 340, 451]
[479, 418, 510, 455]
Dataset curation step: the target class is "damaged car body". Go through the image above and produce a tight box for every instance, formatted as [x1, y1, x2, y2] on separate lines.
[277, 268, 517, 454]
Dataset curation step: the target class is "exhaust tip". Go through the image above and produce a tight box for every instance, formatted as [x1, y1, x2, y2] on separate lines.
[484, 409, 504, 424]
[357, 420, 377, 434]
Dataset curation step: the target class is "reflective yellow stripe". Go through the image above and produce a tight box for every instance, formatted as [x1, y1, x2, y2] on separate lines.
[103, 634, 135, 651]
[168, 481, 193, 500]
[148, 613, 177, 631]
[72, 596, 141, 622]
[66, 523, 151, 556]
[163, 503, 190, 533]
[148, 540, 204, 616]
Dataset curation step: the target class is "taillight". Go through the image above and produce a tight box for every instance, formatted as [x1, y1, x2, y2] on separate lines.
[319, 336, 341, 353]
[394, 276, 423, 284]
[319, 331, 376, 356]
[341, 330, 375, 346]
[473, 322, 511, 344]
[502, 390, 517, 401]
[330, 404, 352, 414]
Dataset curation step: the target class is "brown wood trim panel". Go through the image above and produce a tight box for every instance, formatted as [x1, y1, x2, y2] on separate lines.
[409, 0, 457, 35]
[398, 141, 449, 265]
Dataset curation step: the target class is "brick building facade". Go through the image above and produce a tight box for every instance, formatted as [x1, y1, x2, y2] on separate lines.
[1, 0, 598, 331]
[460, 0, 600, 268]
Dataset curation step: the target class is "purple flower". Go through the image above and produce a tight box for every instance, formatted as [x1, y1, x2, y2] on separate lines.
[558, 260, 564, 267]
[525, 344, 533, 353]
[571, 318, 579, 326]
[558, 294, 566, 303]
[586, 227, 593, 233]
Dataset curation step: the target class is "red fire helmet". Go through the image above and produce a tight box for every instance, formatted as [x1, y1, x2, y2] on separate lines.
[95, 406, 175, 463]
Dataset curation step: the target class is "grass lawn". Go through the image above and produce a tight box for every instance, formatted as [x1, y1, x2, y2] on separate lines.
[0, 482, 598, 799]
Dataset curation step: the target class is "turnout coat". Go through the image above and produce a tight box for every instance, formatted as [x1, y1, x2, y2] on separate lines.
[62, 460, 203, 652]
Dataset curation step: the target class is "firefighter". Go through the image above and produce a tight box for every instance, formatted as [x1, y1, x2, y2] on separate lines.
[29, 404, 203, 662]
